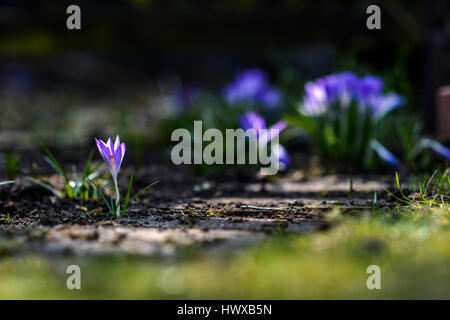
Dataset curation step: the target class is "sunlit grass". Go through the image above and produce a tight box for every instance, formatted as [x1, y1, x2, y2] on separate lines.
[0, 206, 449, 299]
[386, 170, 450, 208]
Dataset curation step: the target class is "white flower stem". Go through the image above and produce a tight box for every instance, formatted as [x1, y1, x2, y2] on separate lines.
[113, 175, 120, 217]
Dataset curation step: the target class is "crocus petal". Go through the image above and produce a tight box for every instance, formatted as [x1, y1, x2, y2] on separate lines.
[259, 87, 282, 108]
[267, 120, 287, 142]
[113, 142, 122, 172]
[223, 69, 267, 104]
[114, 135, 121, 151]
[301, 97, 326, 116]
[301, 81, 328, 116]
[107, 138, 114, 154]
[356, 75, 383, 103]
[335, 71, 358, 106]
[223, 68, 280, 108]
[97, 138, 113, 167]
[305, 81, 327, 103]
[120, 142, 126, 163]
[319, 75, 339, 101]
[372, 93, 404, 118]
[271, 144, 290, 170]
[239, 111, 266, 132]
[95, 138, 110, 165]
[269, 119, 287, 133]
[94, 138, 102, 153]
[371, 139, 401, 168]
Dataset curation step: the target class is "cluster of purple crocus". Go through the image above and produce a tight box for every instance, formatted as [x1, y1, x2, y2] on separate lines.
[223, 69, 282, 108]
[300, 71, 406, 167]
[300, 71, 450, 167]
[302, 71, 403, 118]
[239, 111, 290, 170]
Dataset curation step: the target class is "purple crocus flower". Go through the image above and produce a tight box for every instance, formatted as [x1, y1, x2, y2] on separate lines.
[239, 111, 290, 170]
[223, 68, 282, 108]
[301, 71, 359, 115]
[95, 135, 126, 215]
[301, 72, 402, 117]
[258, 87, 282, 108]
[95, 135, 126, 177]
[319, 71, 358, 105]
[223, 69, 266, 104]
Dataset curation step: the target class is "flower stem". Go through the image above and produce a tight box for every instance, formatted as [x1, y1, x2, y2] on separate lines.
[113, 176, 120, 217]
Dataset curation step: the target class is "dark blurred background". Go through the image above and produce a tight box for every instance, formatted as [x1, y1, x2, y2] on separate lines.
[0, 0, 448, 149]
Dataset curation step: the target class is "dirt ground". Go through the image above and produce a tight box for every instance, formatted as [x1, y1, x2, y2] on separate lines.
[0, 160, 393, 257]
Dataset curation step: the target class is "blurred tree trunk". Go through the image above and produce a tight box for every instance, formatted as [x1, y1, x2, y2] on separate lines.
[423, 0, 447, 134]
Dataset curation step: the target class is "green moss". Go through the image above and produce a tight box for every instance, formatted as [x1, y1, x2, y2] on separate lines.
[0, 207, 449, 299]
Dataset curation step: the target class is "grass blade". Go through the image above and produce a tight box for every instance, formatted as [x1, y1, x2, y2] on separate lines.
[87, 178, 113, 215]
[42, 144, 68, 182]
[121, 174, 134, 217]
[384, 188, 411, 205]
[25, 177, 63, 198]
[82, 149, 95, 179]
[42, 144, 74, 197]
[131, 180, 159, 201]
[395, 171, 409, 201]
[424, 170, 437, 198]
[0, 180, 15, 186]
[44, 156, 65, 177]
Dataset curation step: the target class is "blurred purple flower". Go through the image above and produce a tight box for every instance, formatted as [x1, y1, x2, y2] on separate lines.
[303, 81, 328, 116]
[300, 72, 405, 168]
[223, 69, 282, 108]
[355, 75, 383, 103]
[224, 69, 266, 103]
[272, 144, 290, 169]
[175, 85, 202, 109]
[301, 71, 403, 118]
[239, 111, 266, 133]
[302, 71, 360, 115]
[320, 71, 358, 104]
[239, 111, 289, 170]
[268, 119, 287, 135]
[259, 87, 282, 108]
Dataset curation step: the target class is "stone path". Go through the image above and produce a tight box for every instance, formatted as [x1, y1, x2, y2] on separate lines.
[0, 175, 391, 257]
